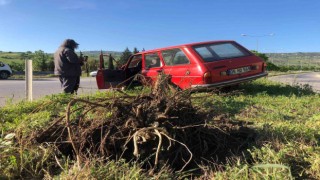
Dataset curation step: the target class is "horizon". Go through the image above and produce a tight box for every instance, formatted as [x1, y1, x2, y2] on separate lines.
[1, 0, 320, 53]
[3, 50, 320, 55]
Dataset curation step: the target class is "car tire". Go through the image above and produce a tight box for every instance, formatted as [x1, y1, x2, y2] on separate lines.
[0, 71, 9, 79]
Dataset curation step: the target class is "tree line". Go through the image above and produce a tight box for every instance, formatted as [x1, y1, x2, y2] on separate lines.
[3, 47, 140, 73]
[4, 49, 318, 73]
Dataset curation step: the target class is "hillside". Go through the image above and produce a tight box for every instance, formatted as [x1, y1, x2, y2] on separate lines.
[0, 50, 121, 63]
[266, 52, 320, 68]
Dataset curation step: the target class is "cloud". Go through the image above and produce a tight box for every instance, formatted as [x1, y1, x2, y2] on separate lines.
[0, 0, 11, 6]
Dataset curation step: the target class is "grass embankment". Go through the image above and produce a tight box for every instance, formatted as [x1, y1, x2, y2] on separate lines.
[267, 70, 313, 77]
[0, 78, 319, 179]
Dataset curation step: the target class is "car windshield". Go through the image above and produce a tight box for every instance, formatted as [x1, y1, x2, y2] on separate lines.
[193, 42, 250, 62]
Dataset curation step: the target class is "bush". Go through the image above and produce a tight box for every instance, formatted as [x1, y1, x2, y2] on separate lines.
[8, 62, 24, 72]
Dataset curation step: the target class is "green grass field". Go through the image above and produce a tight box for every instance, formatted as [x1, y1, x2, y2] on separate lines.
[0, 78, 319, 179]
[267, 52, 320, 69]
[0, 52, 22, 63]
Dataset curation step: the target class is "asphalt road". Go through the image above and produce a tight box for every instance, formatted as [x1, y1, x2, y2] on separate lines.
[0, 77, 100, 107]
[0, 72, 319, 107]
[268, 72, 320, 92]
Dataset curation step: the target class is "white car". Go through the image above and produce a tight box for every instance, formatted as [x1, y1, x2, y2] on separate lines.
[0, 62, 12, 79]
[89, 70, 97, 77]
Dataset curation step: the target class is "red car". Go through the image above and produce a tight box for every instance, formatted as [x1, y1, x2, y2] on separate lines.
[96, 40, 268, 90]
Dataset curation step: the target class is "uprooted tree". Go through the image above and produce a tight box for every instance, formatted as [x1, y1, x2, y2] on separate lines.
[16, 74, 256, 176]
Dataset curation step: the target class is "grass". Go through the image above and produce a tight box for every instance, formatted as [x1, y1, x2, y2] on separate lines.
[0, 52, 22, 61]
[197, 79, 320, 179]
[0, 78, 319, 179]
[267, 70, 313, 76]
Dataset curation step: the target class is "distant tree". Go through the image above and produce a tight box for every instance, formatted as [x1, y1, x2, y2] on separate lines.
[20, 53, 27, 60]
[133, 47, 139, 54]
[252, 50, 280, 71]
[119, 47, 132, 65]
[80, 55, 99, 74]
[47, 57, 54, 71]
[251, 50, 269, 62]
[33, 50, 49, 71]
[86, 57, 99, 71]
[20, 52, 33, 60]
[9, 62, 24, 72]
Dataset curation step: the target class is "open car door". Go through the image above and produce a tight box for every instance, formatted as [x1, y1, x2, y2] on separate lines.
[96, 52, 126, 89]
[96, 52, 142, 89]
[96, 69, 126, 89]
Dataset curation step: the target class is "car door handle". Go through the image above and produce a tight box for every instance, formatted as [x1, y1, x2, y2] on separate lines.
[156, 69, 163, 72]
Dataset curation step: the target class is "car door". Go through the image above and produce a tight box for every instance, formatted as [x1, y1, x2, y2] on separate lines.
[96, 69, 126, 89]
[141, 52, 163, 86]
[125, 55, 142, 78]
[96, 53, 126, 89]
[161, 48, 200, 89]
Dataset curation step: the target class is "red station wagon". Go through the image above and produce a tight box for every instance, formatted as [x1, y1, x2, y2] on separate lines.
[96, 40, 268, 90]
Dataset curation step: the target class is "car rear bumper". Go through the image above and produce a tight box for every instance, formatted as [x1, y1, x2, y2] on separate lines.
[191, 72, 268, 89]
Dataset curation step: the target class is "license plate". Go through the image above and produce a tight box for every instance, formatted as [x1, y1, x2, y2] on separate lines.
[227, 66, 251, 75]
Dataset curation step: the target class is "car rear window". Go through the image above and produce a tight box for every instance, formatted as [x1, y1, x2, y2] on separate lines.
[193, 42, 250, 62]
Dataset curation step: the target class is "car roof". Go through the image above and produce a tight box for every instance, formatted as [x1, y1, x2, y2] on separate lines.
[136, 40, 235, 54]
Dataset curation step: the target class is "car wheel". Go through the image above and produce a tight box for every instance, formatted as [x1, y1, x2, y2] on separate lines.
[0, 71, 9, 79]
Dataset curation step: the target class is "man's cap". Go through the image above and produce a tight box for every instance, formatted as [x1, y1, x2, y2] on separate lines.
[68, 39, 79, 45]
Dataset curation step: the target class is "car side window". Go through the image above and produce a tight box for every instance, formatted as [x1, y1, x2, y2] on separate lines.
[193, 47, 213, 60]
[161, 48, 190, 66]
[145, 53, 161, 68]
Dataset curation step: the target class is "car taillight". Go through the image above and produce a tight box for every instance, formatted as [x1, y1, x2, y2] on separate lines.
[203, 72, 212, 84]
[262, 62, 267, 71]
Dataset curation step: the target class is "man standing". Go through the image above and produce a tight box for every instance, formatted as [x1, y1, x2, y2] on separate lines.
[54, 39, 84, 94]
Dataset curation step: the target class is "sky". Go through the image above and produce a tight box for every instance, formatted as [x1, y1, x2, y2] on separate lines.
[0, 0, 319, 53]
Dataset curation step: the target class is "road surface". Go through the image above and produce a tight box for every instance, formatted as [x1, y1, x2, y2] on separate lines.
[268, 72, 320, 92]
[0, 77, 100, 106]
